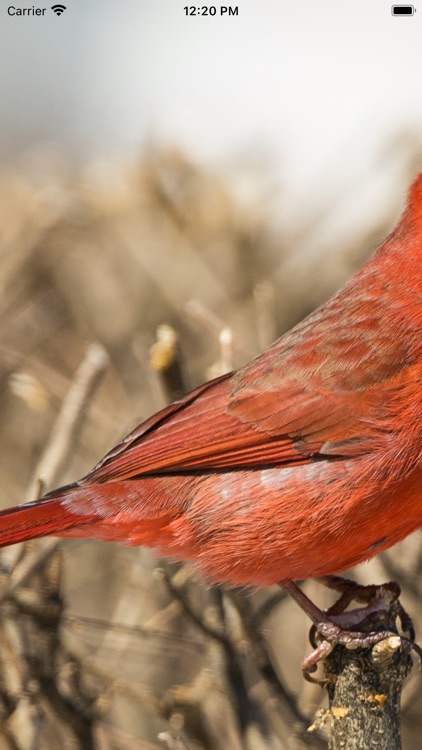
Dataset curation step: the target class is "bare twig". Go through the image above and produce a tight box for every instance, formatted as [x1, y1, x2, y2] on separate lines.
[253, 280, 276, 350]
[218, 327, 233, 374]
[149, 324, 187, 402]
[228, 590, 328, 749]
[26, 342, 109, 501]
[160, 569, 229, 647]
[184, 299, 227, 337]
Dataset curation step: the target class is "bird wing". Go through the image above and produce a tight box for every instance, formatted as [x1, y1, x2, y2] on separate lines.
[228, 289, 413, 455]
[85, 284, 413, 484]
[86, 372, 309, 482]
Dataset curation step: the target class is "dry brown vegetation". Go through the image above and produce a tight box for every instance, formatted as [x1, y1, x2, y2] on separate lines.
[0, 147, 421, 749]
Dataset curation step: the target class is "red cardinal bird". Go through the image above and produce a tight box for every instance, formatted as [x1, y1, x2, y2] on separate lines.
[2, 173, 422, 661]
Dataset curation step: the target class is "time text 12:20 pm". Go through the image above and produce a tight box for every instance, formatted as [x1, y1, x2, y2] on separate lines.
[184, 6, 239, 16]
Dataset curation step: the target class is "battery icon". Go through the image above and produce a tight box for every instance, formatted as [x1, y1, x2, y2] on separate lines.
[391, 5, 415, 13]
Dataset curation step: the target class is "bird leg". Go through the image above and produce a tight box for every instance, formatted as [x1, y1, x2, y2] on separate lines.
[281, 578, 418, 680]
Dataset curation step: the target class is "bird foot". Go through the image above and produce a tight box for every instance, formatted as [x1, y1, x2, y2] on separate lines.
[302, 622, 409, 680]
[281, 577, 422, 682]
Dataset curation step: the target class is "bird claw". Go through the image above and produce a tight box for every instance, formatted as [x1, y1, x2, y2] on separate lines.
[315, 621, 399, 649]
[302, 639, 334, 678]
[299, 578, 421, 682]
[303, 625, 400, 681]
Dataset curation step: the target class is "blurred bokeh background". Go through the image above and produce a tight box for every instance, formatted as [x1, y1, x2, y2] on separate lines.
[1, 1, 422, 748]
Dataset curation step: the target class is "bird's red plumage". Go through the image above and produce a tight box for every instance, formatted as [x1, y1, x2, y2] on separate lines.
[2, 173, 422, 586]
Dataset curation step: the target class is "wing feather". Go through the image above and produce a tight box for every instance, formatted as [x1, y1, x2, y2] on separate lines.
[84, 280, 415, 484]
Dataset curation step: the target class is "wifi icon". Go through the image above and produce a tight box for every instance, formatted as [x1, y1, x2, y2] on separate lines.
[51, 4, 66, 15]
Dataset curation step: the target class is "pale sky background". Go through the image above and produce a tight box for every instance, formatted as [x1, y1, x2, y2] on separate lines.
[0, 0, 422, 232]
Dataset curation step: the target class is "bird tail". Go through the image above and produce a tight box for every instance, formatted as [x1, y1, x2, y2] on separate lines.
[0, 485, 81, 548]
